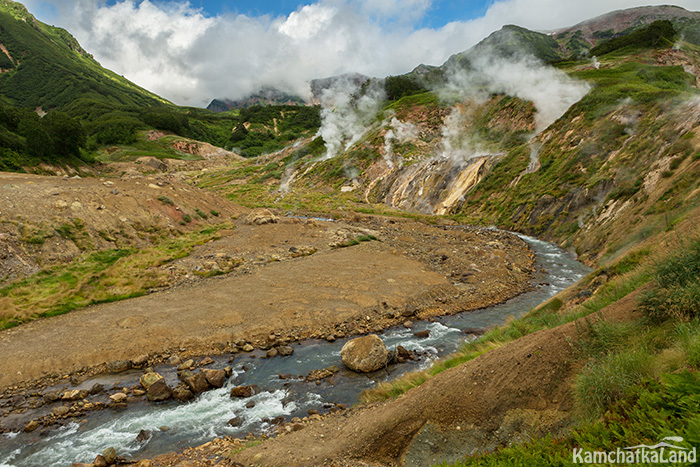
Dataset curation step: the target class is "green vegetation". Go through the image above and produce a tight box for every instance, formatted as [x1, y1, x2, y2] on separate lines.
[457, 57, 699, 255]
[0, 103, 92, 170]
[0, 225, 231, 329]
[591, 20, 677, 56]
[431, 234, 700, 465]
[0, 2, 323, 170]
[439, 370, 700, 466]
[0, 3, 167, 112]
[571, 63, 695, 121]
[157, 195, 174, 206]
[450, 24, 563, 67]
[384, 75, 428, 101]
[640, 239, 700, 321]
[229, 105, 320, 157]
[333, 234, 378, 248]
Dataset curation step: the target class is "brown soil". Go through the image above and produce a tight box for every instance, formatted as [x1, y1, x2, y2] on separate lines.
[0, 171, 246, 284]
[0, 173, 535, 391]
[145, 289, 640, 467]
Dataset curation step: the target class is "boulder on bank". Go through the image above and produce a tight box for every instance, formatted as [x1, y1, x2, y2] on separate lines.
[245, 208, 278, 225]
[340, 334, 389, 373]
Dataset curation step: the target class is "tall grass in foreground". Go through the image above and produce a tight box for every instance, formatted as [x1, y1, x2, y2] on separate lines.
[640, 239, 700, 320]
[437, 238, 700, 466]
[437, 369, 700, 467]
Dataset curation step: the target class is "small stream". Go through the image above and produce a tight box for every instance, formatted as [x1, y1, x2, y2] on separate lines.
[0, 233, 590, 467]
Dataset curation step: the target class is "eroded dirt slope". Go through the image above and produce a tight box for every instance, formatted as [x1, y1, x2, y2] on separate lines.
[0, 171, 246, 284]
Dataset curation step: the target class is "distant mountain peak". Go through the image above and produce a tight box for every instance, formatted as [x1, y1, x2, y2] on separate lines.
[207, 86, 306, 112]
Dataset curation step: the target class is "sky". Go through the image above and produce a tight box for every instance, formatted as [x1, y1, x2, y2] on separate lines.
[19, 0, 700, 107]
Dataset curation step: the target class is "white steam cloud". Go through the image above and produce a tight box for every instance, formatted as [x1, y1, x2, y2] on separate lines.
[438, 105, 493, 161]
[383, 117, 419, 167]
[317, 78, 385, 159]
[444, 53, 591, 132]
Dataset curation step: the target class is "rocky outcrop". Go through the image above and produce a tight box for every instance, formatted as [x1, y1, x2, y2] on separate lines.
[340, 335, 389, 373]
[245, 208, 278, 225]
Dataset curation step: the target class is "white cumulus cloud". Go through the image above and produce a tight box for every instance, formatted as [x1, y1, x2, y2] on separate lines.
[20, 0, 700, 106]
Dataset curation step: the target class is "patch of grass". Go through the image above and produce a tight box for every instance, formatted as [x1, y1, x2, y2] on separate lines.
[438, 370, 700, 466]
[0, 225, 232, 328]
[54, 218, 93, 250]
[157, 195, 174, 205]
[640, 238, 700, 320]
[437, 311, 700, 466]
[195, 208, 208, 219]
[334, 234, 379, 249]
[580, 267, 650, 315]
[575, 345, 655, 419]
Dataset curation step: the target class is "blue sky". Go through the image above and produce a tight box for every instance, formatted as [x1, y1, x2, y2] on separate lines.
[182, 0, 493, 27]
[20, 0, 699, 106]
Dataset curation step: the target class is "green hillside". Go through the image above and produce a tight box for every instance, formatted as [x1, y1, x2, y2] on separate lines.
[0, 1, 321, 171]
[0, 0, 168, 110]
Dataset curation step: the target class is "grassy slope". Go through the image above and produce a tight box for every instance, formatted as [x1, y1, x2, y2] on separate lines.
[407, 36, 700, 465]
[0, 1, 168, 110]
[456, 47, 700, 264]
[434, 226, 700, 466]
[0, 225, 232, 329]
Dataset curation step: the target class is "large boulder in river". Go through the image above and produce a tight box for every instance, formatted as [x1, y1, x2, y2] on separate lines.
[202, 368, 227, 388]
[230, 385, 257, 398]
[146, 379, 172, 402]
[172, 382, 195, 402]
[185, 371, 211, 394]
[340, 334, 389, 373]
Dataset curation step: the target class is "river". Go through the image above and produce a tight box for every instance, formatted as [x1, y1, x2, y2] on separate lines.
[0, 232, 590, 467]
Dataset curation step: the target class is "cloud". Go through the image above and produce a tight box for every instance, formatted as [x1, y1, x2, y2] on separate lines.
[445, 52, 592, 131]
[21, 0, 699, 107]
[359, 0, 434, 22]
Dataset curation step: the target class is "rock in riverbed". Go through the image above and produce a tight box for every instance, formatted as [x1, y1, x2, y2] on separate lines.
[139, 372, 165, 391]
[172, 382, 195, 402]
[230, 385, 257, 398]
[146, 380, 172, 402]
[340, 334, 389, 373]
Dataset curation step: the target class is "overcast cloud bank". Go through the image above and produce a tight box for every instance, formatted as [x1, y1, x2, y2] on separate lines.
[21, 0, 699, 106]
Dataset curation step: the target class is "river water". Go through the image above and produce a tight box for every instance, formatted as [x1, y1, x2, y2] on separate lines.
[0, 232, 590, 467]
